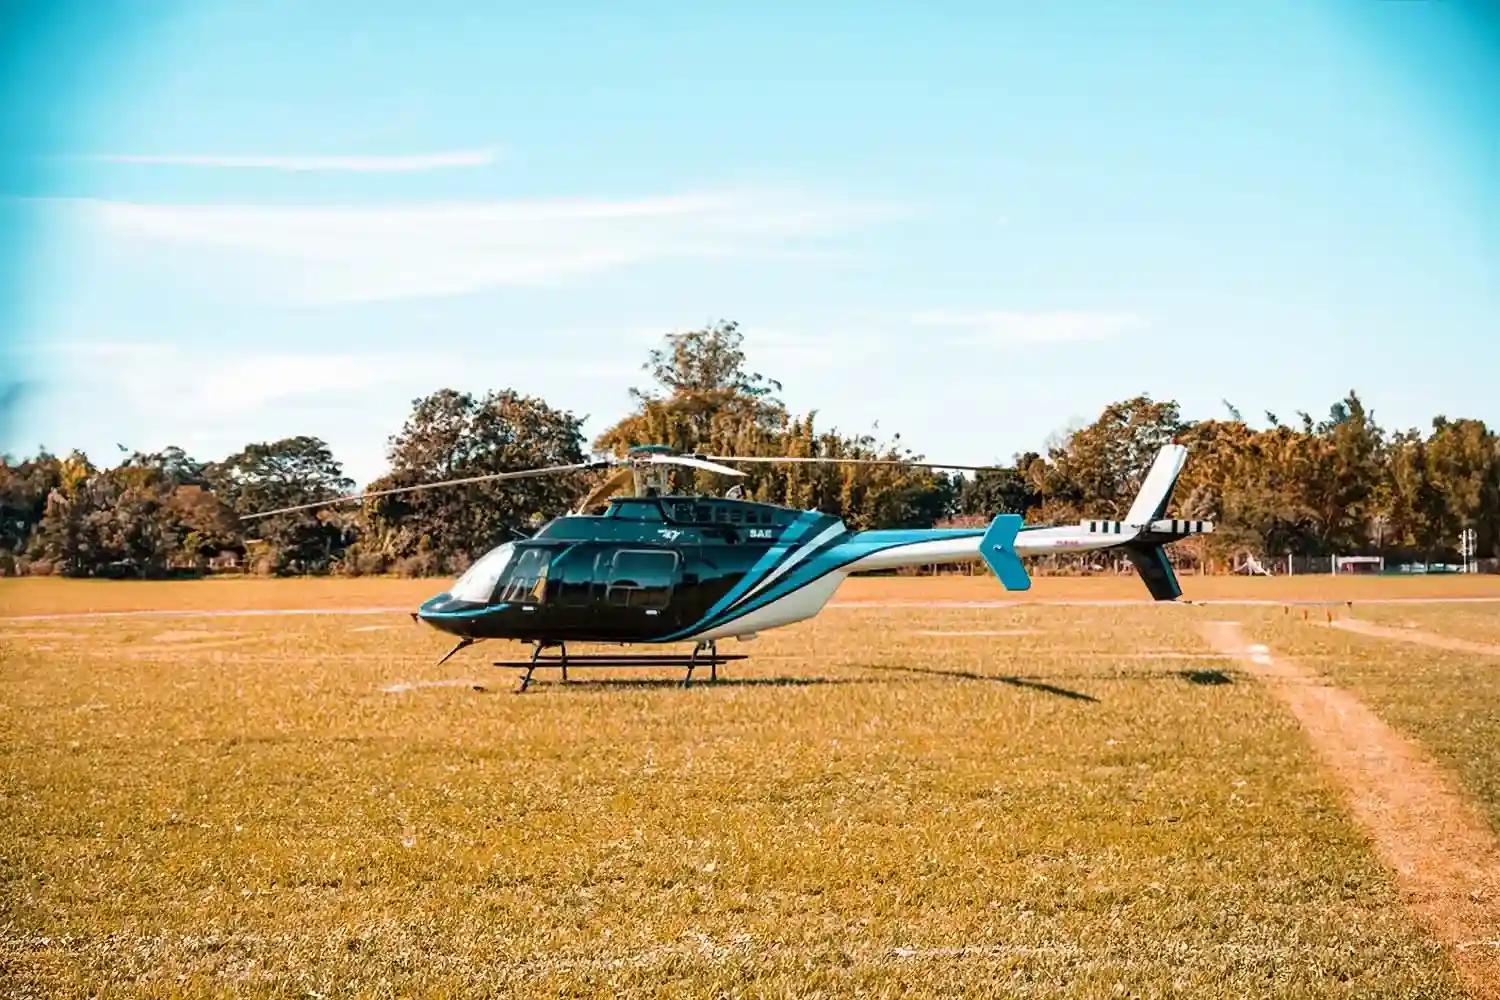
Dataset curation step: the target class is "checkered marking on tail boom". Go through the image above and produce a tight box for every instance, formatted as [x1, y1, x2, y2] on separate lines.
[1081, 519, 1213, 535]
[1147, 518, 1213, 535]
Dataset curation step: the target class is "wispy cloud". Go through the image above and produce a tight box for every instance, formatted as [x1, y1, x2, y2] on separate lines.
[40, 343, 434, 417]
[912, 309, 1145, 344]
[30, 340, 639, 481]
[748, 327, 867, 370]
[40, 341, 635, 417]
[88, 147, 500, 172]
[63, 190, 889, 303]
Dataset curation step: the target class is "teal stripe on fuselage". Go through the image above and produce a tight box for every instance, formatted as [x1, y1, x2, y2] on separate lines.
[667, 527, 985, 639]
[420, 600, 510, 619]
[652, 511, 831, 642]
[679, 510, 828, 623]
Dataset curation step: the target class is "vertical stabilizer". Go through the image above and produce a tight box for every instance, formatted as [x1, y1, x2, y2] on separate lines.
[1125, 444, 1188, 525]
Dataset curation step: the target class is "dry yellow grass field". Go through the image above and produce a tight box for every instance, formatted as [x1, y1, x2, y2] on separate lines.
[3, 571, 1499, 616]
[4, 576, 1497, 997]
[1343, 602, 1500, 647]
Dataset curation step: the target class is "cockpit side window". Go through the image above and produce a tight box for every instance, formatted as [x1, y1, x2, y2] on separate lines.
[496, 546, 552, 604]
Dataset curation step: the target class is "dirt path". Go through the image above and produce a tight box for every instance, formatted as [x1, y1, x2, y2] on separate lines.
[1200, 621, 1500, 998]
[1329, 618, 1500, 658]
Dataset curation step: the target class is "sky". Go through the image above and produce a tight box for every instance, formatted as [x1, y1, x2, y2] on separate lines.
[1, 1, 1496, 484]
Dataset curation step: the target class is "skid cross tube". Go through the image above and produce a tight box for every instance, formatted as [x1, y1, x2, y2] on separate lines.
[495, 641, 747, 692]
[683, 640, 717, 688]
[515, 641, 563, 694]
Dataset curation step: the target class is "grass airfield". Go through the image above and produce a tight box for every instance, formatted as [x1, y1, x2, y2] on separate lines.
[3, 576, 1498, 997]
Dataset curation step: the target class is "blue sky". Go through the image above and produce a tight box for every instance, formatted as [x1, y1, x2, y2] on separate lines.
[2, 1, 1496, 484]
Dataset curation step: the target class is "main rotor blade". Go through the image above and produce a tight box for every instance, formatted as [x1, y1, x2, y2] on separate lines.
[702, 455, 999, 472]
[649, 454, 745, 477]
[239, 460, 611, 521]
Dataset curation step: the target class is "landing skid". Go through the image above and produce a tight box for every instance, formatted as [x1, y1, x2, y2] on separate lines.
[495, 641, 748, 693]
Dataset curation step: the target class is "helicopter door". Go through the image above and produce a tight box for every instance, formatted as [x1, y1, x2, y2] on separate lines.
[551, 543, 601, 611]
[599, 547, 683, 638]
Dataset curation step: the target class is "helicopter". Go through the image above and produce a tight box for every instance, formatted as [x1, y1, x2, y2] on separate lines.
[246, 443, 1211, 690]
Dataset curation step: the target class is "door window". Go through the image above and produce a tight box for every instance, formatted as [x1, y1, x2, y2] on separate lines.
[605, 549, 679, 610]
[556, 546, 597, 607]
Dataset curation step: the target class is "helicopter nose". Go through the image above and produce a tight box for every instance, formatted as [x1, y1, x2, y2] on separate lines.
[416, 593, 477, 635]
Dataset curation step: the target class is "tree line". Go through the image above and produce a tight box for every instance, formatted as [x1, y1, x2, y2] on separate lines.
[1, 322, 1494, 578]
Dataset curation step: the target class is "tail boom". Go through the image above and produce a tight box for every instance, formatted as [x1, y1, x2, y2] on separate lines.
[833, 445, 1212, 602]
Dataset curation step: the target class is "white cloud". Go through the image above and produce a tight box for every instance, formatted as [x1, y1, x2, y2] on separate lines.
[912, 309, 1145, 344]
[28, 341, 640, 482]
[89, 147, 500, 172]
[41, 341, 635, 418]
[65, 189, 886, 303]
[747, 327, 861, 370]
[40, 343, 432, 417]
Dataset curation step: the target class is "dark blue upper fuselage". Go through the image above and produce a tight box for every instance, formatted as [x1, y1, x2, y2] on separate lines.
[418, 496, 837, 643]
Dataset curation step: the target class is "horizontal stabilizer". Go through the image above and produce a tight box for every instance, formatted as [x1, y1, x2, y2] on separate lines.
[980, 514, 1031, 591]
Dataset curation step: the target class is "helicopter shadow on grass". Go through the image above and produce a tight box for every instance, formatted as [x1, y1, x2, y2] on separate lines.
[483, 665, 1238, 697]
[1179, 669, 1234, 686]
[857, 663, 1240, 698]
[852, 662, 1100, 703]
[492, 670, 893, 693]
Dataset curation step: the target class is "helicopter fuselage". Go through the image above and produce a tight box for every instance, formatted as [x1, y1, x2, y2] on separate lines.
[417, 445, 1215, 649]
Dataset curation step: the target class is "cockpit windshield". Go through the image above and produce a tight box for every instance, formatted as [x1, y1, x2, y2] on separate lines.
[450, 542, 515, 603]
[448, 542, 557, 605]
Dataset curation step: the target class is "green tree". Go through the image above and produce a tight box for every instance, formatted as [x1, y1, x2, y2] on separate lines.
[0, 452, 65, 568]
[1384, 430, 1445, 555]
[363, 389, 587, 573]
[634, 319, 782, 403]
[208, 437, 353, 574]
[596, 324, 954, 527]
[1029, 396, 1186, 522]
[1302, 391, 1385, 552]
[34, 447, 238, 577]
[598, 321, 791, 470]
[958, 452, 1042, 517]
[1383, 417, 1498, 558]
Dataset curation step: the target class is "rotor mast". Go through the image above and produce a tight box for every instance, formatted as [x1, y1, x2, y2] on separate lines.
[627, 445, 676, 496]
